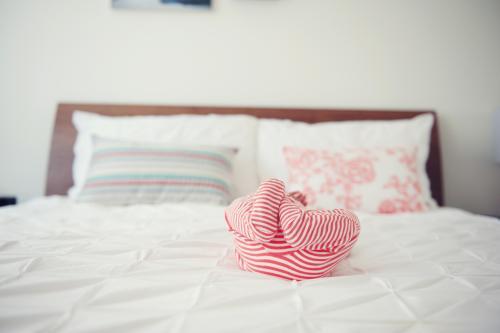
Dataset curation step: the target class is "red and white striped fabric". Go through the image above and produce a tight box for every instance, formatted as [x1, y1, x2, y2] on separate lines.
[225, 179, 361, 280]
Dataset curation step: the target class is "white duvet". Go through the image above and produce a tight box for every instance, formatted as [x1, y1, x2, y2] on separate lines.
[0, 197, 499, 333]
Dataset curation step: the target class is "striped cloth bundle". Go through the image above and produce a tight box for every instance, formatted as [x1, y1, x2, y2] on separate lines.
[77, 137, 236, 205]
[225, 179, 361, 280]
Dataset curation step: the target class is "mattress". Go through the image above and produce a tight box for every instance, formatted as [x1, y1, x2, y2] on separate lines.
[0, 197, 499, 333]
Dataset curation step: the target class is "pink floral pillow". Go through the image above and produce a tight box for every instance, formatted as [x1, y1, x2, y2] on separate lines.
[283, 146, 435, 214]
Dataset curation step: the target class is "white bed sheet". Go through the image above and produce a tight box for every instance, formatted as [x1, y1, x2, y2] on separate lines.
[0, 197, 499, 333]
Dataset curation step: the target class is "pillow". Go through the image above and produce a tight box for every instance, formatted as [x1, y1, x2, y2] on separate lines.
[258, 114, 436, 213]
[283, 145, 432, 213]
[70, 111, 259, 200]
[76, 137, 236, 206]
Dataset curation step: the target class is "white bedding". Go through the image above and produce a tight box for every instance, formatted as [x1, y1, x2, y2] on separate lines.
[0, 198, 499, 333]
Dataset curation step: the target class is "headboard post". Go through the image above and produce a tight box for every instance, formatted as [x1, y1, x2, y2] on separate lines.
[46, 104, 444, 206]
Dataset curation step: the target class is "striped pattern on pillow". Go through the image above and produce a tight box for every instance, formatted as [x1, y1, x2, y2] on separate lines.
[225, 179, 361, 280]
[77, 137, 236, 205]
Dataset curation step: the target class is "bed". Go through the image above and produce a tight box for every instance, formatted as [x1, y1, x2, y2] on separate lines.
[1, 104, 499, 333]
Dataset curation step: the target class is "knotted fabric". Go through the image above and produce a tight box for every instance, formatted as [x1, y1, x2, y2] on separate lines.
[225, 179, 361, 280]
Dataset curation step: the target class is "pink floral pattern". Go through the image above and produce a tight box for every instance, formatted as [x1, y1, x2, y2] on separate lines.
[378, 147, 424, 213]
[283, 146, 427, 214]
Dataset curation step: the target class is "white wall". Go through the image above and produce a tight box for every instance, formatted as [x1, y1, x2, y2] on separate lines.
[1, 0, 499, 214]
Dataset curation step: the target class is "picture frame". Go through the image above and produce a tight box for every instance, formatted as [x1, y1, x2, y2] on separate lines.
[112, 0, 211, 10]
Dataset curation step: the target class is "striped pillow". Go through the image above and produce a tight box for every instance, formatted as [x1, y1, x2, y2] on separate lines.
[76, 137, 236, 205]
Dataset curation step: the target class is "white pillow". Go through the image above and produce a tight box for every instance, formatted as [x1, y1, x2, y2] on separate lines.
[70, 111, 259, 199]
[258, 114, 437, 212]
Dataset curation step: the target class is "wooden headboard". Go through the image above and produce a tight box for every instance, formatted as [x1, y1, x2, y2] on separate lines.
[46, 103, 444, 206]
